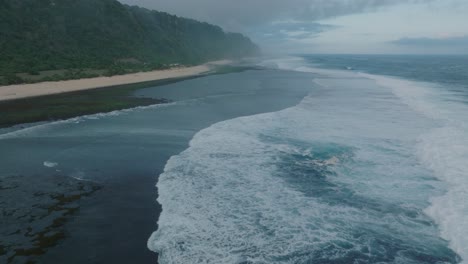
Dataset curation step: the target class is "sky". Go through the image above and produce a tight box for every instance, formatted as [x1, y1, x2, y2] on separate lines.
[120, 0, 468, 54]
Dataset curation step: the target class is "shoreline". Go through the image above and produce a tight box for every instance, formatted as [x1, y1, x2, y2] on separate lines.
[0, 60, 230, 102]
[0, 61, 253, 128]
[0, 69, 312, 264]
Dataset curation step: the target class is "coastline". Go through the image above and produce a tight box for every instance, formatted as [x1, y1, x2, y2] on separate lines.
[0, 68, 309, 264]
[0, 60, 230, 102]
[27, 69, 311, 263]
[0, 61, 244, 128]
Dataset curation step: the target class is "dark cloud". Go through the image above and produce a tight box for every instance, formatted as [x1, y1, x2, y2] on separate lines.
[119, 0, 427, 31]
[392, 35, 468, 46]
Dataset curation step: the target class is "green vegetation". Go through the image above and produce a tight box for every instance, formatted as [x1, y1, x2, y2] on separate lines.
[0, 66, 258, 128]
[0, 0, 259, 84]
[0, 78, 176, 127]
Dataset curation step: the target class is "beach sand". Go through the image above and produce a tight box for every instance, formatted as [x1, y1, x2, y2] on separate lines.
[0, 60, 230, 101]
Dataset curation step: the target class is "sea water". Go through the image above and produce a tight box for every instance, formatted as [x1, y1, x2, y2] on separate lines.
[149, 55, 468, 263]
[0, 69, 313, 263]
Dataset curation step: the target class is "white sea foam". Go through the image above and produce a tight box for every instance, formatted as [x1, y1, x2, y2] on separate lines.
[271, 57, 468, 263]
[43, 161, 58, 168]
[419, 127, 468, 262]
[150, 59, 457, 263]
[149, 112, 365, 263]
[360, 71, 468, 263]
[258, 56, 358, 79]
[359, 73, 445, 119]
[0, 102, 174, 140]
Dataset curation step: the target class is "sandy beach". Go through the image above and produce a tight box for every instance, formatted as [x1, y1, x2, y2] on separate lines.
[0, 61, 229, 101]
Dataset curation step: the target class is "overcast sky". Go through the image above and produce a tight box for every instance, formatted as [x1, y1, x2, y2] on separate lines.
[120, 0, 468, 54]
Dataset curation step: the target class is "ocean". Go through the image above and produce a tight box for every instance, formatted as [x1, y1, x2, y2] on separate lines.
[0, 69, 312, 263]
[1, 55, 467, 263]
[149, 55, 468, 263]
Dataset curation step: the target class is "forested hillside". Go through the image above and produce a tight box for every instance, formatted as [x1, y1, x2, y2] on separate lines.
[0, 0, 259, 84]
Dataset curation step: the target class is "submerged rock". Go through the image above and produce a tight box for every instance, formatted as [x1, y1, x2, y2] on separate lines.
[0, 174, 101, 264]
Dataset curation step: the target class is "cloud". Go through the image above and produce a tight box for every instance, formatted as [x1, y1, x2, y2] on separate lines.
[257, 21, 338, 40]
[119, 0, 427, 31]
[247, 21, 338, 53]
[119, 0, 468, 54]
[391, 35, 468, 46]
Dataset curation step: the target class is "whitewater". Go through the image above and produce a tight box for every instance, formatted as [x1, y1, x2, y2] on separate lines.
[149, 56, 468, 263]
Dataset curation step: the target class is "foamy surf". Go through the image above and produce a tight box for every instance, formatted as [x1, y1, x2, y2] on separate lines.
[279, 57, 468, 263]
[43, 161, 58, 168]
[149, 57, 461, 263]
[0, 102, 174, 140]
[360, 72, 468, 264]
